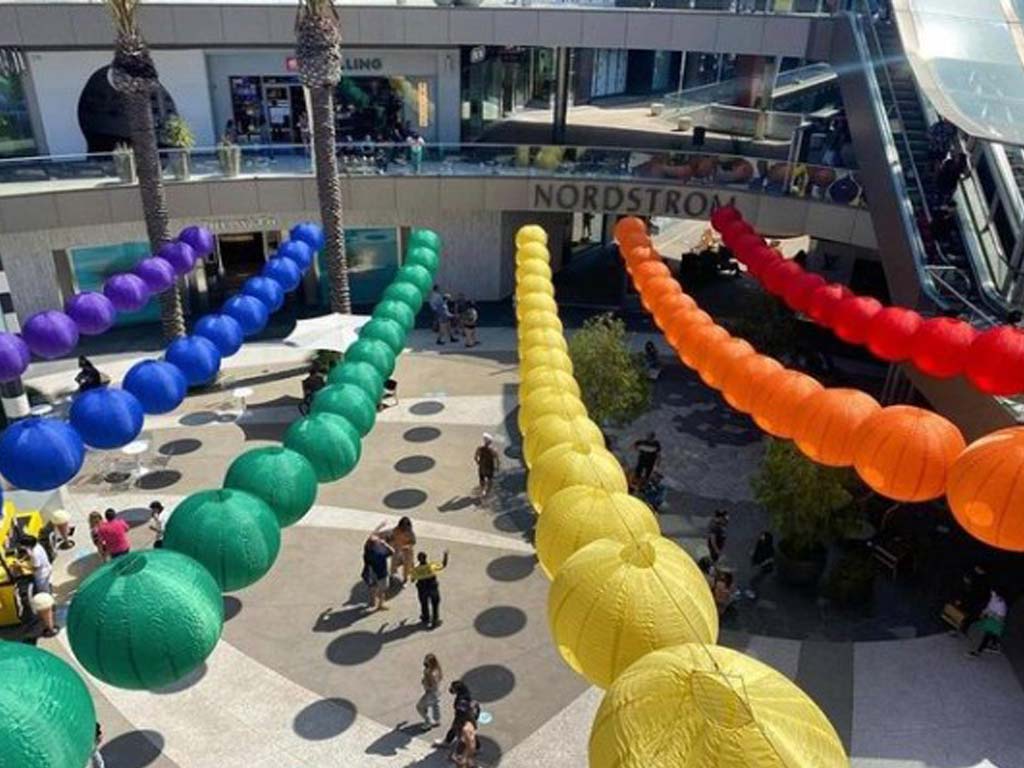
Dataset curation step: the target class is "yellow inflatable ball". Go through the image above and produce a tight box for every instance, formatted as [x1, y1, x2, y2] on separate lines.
[516, 225, 549, 249]
[516, 293, 558, 320]
[519, 346, 573, 377]
[520, 367, 581, 401]
[548, 535, 718, 688]
[516, 241, 550, 267]
[522, 413, 603, 468]
[517, 275, 555, 298]
[517, 259, 553, 282]
[590, 644, 848, 768]
[537, 486, 660, 578]
[520, 327, 568, 354]
[518, 388, 588, 436]
[518, 310, 563, 337]
[527, 441, 626, 513]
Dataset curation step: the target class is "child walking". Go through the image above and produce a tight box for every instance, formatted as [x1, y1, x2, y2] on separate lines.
[416, 654, 444, 729]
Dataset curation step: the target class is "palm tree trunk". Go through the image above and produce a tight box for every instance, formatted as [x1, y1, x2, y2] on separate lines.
[309, 85, 350, 314]
[125, 93, 186, 340]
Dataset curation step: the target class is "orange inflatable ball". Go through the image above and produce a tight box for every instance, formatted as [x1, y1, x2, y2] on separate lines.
[517, 274, 555, 298]
[678, 323, 730, 369]
[518, 388, 588, 436]
[640, 277, 682, 314]
[720, 354, 784, 413]
[625, 245, 657, 273]
[527, 441, 627, 513]
[698, 337, 755, 390]
[516, 241, 550, 266]
[520, 327, 568, 354]
[520, 366, 581, 401]
[947, 427, 1024, 551]
[516, 293, 558, 320]
[519, 346, 573, 377]
[665, 309, 713, 351]
[517, 259, 553, 283]
[653, 293, 698, 332]
[516, 225, 548, 249]
[793, 388, 880, 467]
[618, 230, 650, 255]
[523, 414, 604, 469]
[631, 260, 671, 291]
[614, 216, 647, 243]
[518, 310, 563, 337]
[751, 369, 824, 439]
[853, 406, 965, 502]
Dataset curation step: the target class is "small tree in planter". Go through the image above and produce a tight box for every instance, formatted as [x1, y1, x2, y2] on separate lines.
[217, 136, 241, 177]
[568, 313, 650, 426]
[112, 142, 136, 184]
[163, 115, 195, 181]
[751, 439, 854, 587]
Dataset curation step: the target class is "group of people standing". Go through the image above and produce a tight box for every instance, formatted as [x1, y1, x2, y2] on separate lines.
[87, 502, 165, 563]
[416, 657, 483, 766]
[429, 285, 479, 347]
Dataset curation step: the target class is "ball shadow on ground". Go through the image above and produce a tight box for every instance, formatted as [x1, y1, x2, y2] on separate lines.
[383, 488, 428, 510]
[476, 735, 504, 766]
[135, 470, 182, 491]
[409, 401, 445, 416]
[461, 664, 516, 703]
[473, 606, 527, 638]
[151, 663, 207, 695]
[223, 595, 242, 622]
[100, 730, 165, 768]
[157, 438, 202, 456]
[178, 411, 219, 427]
[490, 507, 534, 537]
[325, 619, 422, 666]
[486, 555, 536, 582]
[292, 697, 358, 741]
[404, 427, 442, 443]
[395, 455, 436, 474]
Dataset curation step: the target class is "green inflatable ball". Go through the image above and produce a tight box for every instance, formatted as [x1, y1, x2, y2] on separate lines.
[359, 317, 406, 356]
[380, 283, 424, 315]
[68, 550, 223, 690]
[224, 446, 319, 527]
[284, 412, 361, 483]
[373, 299, 416, 333]
[345, 338, 396, 378]
[164, 489, 282, 592]
[327, 360, 384, 402]
[409, 229, 442, 253]
[396, 264, 433, 296]
[405, 246, 440, 276]
[0, 642, 96, 768]
[312, 383, 377, 436]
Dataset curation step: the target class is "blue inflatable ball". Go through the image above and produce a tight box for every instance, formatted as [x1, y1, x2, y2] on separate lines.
[290, 222, 325, 251]
[194, 314, 244, 357]
[242, 276, 285, 313]
[0, 418, 84, 491]
[262, 257, 302, 293]
[69, 388, 144, 450]
[223, 295, 269, 338]
[123, 360, 188, 414]
[165, 336, 222, 387]
[277, 240, 314, 272]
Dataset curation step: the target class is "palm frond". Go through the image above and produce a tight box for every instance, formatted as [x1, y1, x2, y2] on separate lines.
[297, 0, 338, 21]
[105, 0, 141, 35]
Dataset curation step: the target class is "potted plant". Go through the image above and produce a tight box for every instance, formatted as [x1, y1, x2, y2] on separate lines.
[751, 440, 854, 588]
[112, 143, 136, 184]
[217, 137, 241, 178]
[163, 115, 195, 181]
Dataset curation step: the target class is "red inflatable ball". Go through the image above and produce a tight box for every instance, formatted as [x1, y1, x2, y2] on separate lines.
[745, 247, 784, 280]
[761, 260, 804, 297]
[710, 206, 742, 231]
[909, 317, 979, 379]
[720, 220, 754, 248]
[965, 326, 1024, 395]
[732, 234, 765, 259]
[783, 272, 826, 314]
[831, 295, 883, 344]
[866, 306, 923, 362]
[806, 283, 852, 327]
[614, 217, 647, 243]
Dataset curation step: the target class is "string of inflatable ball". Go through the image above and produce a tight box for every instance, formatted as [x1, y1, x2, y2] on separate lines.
[708, 206, 1024, 396]
[514, 224, 849, 768]
[617, 216, 1024, 553]
[0, 222, 326, 495]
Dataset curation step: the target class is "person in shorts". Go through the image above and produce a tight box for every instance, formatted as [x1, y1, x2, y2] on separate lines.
[474, 434, 499, 497]
[362, 533, 394, 611]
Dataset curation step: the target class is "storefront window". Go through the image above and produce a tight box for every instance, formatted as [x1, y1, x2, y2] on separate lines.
[69, 242, 159, 327]
[0, 75, 37, 157]
[461, 46, 549, 141]
[317, 228, 399, 308]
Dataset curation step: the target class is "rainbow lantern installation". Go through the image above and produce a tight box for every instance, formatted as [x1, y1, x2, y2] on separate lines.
[513, 223, 847, 767]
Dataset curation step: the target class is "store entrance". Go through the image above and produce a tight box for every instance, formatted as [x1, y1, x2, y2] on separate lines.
[262, 79, 307, 144]
[216, 233, 267, 299]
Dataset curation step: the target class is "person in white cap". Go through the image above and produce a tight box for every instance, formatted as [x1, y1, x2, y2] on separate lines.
[474, 434, 500, 498]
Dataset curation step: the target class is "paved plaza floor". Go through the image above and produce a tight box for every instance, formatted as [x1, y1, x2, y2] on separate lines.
[26, 326, 1024, 767]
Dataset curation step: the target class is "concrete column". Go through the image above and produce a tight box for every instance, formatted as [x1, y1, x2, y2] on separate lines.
[552, 47, 571, 145]
[1, 378, 30, 422]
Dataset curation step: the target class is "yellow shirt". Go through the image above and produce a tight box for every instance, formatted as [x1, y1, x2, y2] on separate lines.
[410, 561, 445, 582]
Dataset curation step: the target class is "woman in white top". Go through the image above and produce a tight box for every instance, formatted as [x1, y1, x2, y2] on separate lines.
[149, 501, 165, 548]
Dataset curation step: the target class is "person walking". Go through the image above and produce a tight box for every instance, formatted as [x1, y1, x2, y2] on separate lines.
[433, 680, 480, 750]
[434, 293, 455, 345]
[96, 509, 131, 559]
[91, 723, 106, 768]
[386, 516, 417, 584]
[411, 550, 449, 629]
[88, 511, 108, 562]
[416, 653, 444, 729]
[460, 299, 479, 348]
[453, 716, 479, 767]
[632, 432, 662, 483]
[148, 501, 165, 548]
[17, 536, 58, 638]
[707, 510, 729, 564]
[967, 589, 1007, 658]
[474, 434, 500, 497]
[408, 132, 425, 174]
[362, 533, 394, 612]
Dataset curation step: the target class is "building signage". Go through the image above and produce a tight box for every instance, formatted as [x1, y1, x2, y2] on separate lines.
[285, 56, 384, 73]
[531, 181, 736, 218]
[417, 82, 430, 128]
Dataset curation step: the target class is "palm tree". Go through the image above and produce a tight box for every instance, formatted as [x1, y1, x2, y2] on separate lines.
[296, 0, 351, 314]
[106, 0, 186, 340]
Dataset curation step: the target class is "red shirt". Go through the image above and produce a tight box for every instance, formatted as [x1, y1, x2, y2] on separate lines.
[97, 519, 131, 555]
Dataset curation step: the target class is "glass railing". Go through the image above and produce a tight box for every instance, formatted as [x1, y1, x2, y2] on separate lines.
[4, 0, 831, 11]
[0, 142, 866, 209]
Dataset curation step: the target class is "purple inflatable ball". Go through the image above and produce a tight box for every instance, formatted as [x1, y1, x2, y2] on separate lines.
[289, 222, 324, 252]
[0, 333, 29, 382]
[157, 241, 197, 276]
[65, 292, 116, 336]
[262, 257, 302, 293]
[277, 240, 314, 272]
[164, 336, 222, 388]
[134, 257, 177, 294]
[241, 277, 285, 314]
[22, 311, 80, 360]
[103, 273, 151, 313]
[194, 314, 244, 357]
[178, 226, 216, 258]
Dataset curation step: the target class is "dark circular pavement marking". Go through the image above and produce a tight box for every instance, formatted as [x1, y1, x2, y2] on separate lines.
[158, 438, 202, 456]
[409, 400, 445, 416]
[461, 664, 516, 703]
[383, 488, 428, 510]
[293, 697, 358, 740]
[474, 606, 527, 638]
[326, 631, 383, 666]
[403, 426, 441, 443]
[135, 470, 182, 491]
[486, 554, 536, 582]
[394, 455, 436, 474]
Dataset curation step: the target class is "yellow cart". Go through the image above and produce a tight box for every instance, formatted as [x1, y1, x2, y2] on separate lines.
[0, 500, 46, 628]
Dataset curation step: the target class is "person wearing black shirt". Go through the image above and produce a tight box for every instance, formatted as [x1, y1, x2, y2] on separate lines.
[299, 365, 326, 415]
[75, 356, 104, 392]
[632, 432, 661, 483]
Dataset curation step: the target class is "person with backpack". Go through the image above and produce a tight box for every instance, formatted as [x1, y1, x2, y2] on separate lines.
[433, 680, 480, 751]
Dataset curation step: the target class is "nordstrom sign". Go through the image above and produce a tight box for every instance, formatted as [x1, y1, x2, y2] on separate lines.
[531, 181, 735, 218]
